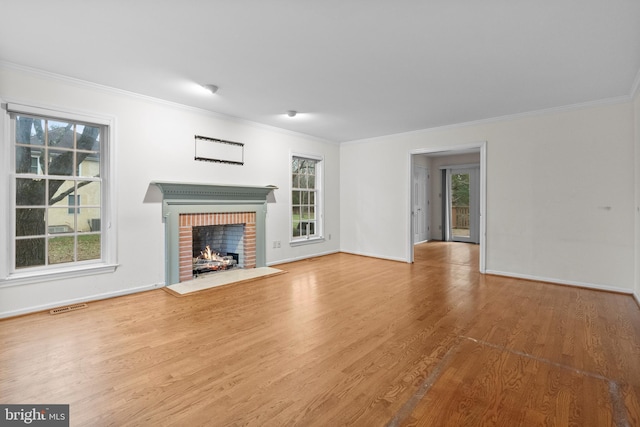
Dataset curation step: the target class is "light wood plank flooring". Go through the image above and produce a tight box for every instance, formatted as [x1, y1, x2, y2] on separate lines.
[1, 242, 639, 426]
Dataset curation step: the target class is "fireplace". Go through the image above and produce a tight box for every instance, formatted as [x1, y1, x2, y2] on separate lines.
[152, 182, 276, 285]
[180, 212, 256, 282]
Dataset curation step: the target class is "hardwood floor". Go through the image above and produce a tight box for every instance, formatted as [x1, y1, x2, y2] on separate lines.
[1, 241, 639, 426]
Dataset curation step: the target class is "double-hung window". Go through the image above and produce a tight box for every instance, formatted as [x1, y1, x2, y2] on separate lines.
[2, 103, 116, 282]
[291, 154, 323, 243]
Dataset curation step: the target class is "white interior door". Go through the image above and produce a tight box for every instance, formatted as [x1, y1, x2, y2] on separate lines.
[413, 166, 429, 243]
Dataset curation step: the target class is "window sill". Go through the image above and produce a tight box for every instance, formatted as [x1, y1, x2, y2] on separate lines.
[290, 236, 325, 247]
[0, 263, 119, 288]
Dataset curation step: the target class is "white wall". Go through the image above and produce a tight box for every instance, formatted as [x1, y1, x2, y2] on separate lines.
[0, 65, 340, 317]
[341, 102, 636, 292]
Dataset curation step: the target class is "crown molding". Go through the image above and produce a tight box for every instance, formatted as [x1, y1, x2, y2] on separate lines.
[0, 60, 336, 145]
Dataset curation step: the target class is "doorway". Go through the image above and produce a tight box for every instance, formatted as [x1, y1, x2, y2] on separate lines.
[409, 143, 486, 273]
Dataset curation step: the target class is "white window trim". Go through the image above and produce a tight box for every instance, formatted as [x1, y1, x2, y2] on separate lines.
[290, 151, 324, 246]
[0, 100, 118, 287]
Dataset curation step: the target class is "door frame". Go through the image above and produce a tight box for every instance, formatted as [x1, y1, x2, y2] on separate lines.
[408, 141, 487, 273]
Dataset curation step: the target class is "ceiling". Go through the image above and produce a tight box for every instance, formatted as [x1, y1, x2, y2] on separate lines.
[1, 1, 639, 143]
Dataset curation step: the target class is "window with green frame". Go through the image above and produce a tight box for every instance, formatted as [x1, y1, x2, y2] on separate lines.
[291, 155, 322, 241]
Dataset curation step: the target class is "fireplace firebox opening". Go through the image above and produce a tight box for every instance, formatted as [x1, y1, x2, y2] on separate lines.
[178, 212, 256, 283]
[192, 224, 244, 276]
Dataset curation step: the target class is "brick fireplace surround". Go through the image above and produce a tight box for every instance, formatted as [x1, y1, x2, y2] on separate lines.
[178, 212, 256, 283]
[152, 182, 275, 286]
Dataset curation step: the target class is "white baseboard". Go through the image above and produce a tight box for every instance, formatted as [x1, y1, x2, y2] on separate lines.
[485, 269, 633, 295]
[267, 250, 340, 266]
[268, 249, 408, 266]
[0, 283, 163, 319]
[339, 250, 409, 263]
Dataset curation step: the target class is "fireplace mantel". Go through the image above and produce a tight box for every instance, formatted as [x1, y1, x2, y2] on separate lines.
[151, 182, 277, 285]
[152, 182, 277, 205]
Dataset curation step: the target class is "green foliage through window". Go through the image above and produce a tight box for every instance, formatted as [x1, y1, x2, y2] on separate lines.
[292, 156, 319, 239]
[451, 173, 470, 207]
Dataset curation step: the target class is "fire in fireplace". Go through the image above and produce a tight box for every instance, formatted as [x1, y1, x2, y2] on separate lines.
[191, 223, 245, 277]
[193, 245, 238, 275]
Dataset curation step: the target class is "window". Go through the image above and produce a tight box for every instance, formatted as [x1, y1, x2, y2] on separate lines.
[291, 154, 323, 242]
[30, 155, 42, 174]
[2, 102, 116, 281]
[68, 195, 80, 214]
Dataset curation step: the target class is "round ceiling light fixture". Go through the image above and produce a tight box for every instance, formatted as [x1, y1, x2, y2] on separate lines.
[202, 84, 219, 94]
[286, 110, 297, 117]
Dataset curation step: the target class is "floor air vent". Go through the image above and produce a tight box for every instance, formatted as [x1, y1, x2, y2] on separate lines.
[49, 303, 88, 315]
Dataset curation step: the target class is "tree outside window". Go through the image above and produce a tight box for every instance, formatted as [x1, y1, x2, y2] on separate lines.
[14, 114, 103, 269]
[291, 155, 322, 241]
